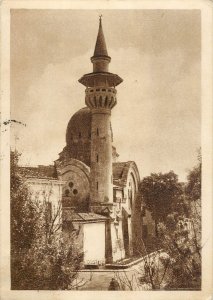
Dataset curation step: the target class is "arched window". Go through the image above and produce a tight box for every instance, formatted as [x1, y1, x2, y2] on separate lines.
[69, 182, 73, 188]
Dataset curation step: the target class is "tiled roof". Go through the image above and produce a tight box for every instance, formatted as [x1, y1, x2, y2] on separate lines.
[18, 165, 57, 180]
[18, 160, 139, 187]
[113, 161, 134, 187]
[63, 210, 108, 222]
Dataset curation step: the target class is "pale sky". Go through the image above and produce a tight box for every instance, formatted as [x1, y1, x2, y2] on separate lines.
[11, 9, 201, 182]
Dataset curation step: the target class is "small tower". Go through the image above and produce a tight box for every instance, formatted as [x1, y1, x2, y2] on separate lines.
[79, 17, 123, 206]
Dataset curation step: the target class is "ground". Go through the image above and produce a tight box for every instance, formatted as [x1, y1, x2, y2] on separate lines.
[73, 253, 166, 291]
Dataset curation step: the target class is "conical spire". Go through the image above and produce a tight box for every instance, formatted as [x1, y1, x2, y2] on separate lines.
[93, 16, 109, 57]
[79, 16, 123, 86]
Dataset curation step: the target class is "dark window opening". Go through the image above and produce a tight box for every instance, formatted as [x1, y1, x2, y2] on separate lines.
[65, 189, 70, 196]
[69, 182, 73, 188]
[97, 128, 99, 136]
[97, 182, 98, 191]
[79, 132, 81, 138]
[96, 154, 99, 162]
[73, 189, 78, 195]
[104, 97, 108, 107]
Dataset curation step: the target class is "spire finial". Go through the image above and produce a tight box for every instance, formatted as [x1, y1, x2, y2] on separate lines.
[92, 15, 109, 58]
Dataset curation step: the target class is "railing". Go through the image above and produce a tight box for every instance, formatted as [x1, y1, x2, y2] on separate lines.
[86, 87, 117, 94]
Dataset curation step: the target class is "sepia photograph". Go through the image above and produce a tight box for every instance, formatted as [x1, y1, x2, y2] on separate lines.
[0, 1, 212, 299]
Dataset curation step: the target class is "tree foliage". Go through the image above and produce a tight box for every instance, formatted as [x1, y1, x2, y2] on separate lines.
[185, 158, 201, 202]
[139, 171, 183, 235]
[158, 157, 201, 290]
[158, 206, 201, 290]
[10, 150, 39, 254]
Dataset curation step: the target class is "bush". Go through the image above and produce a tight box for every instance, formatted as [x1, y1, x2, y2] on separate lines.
[11, 151, 82, 290]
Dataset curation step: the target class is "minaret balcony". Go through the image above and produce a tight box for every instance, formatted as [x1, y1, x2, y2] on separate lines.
[85, 87, 117, 110]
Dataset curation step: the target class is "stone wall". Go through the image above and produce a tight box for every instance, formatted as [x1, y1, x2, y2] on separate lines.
[111, 220, 125, 261]
[83, 222, 106, 265]
[56, 158, 90, 210]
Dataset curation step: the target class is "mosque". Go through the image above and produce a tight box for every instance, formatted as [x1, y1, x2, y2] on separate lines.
[19, 18, 154, 267]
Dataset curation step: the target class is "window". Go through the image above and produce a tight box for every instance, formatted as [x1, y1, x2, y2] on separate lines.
[79, 132, 81, 138]
[97, 128, 99, 136]
[96, 154, 99, 162]
[65, 189, 69, 196]
[97, 182, 99, 191]
[73, 189, 78, 195]
[68, 182, 73, 188]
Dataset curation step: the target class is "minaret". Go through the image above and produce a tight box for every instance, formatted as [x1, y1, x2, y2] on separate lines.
[79, 17, 123, 206]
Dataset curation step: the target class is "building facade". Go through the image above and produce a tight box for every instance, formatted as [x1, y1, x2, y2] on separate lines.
[21, 18, 145, 267]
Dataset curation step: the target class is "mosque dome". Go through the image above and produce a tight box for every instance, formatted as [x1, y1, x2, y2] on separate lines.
[66, 107, 91, 146]
[60, 106, 118, 167]
[65, 107, 92, 167]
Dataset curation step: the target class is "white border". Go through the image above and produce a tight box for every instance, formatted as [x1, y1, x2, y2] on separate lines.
[1, 1, 212, 300]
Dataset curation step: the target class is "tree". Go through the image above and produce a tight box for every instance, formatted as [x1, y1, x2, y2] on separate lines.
[140, 171, 183, 236]
[10, 150, 83, 290]
[185, 152, 201, 202]
[158, 212, 201, 290]
[11, 151, 38, 250]
[113, 246, 172, 290]
[11, 151, 40, 288]
[158, 156, 201, 290]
